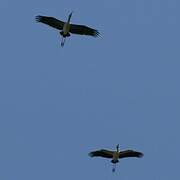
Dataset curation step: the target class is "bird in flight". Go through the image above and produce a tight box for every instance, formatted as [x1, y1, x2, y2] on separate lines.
[35, 12, 100, 47]
[89, 144, 143, 172]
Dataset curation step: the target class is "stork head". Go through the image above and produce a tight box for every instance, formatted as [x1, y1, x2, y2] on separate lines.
[69, 11, 73, 19]
[67, 11, 73, 23]
[116, 144, 119, 152]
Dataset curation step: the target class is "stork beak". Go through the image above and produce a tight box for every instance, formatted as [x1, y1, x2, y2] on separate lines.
[116, 144, 119, 150]
[69, 11, 73, 18]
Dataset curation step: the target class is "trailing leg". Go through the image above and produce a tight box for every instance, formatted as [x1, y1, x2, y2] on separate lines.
[61, 36, 66, 47]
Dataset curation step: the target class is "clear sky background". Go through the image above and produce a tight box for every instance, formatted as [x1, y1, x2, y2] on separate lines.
[0, 0, 179, 179]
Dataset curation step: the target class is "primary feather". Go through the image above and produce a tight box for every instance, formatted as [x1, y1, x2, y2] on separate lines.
[35, 15, 64, 30]
[119, 150, 144, 159]
[70, 24, 100, 37]
[89, 149, 114, 158]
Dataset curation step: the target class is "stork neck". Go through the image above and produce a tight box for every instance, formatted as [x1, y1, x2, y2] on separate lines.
[67, 14, 72, 23]
[116, 145, 119, 152]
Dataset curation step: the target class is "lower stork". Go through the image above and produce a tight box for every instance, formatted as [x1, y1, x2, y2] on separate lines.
[89, 144, 143, 172]
[35, 12, 100, 47]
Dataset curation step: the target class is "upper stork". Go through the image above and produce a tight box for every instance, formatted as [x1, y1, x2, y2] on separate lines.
[35, 12, 100, 47]
[89, 144, 143, 172]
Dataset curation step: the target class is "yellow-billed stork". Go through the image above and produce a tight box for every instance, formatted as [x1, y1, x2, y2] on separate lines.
[89, 144, 143, 172]
[35, 12, 100, 47]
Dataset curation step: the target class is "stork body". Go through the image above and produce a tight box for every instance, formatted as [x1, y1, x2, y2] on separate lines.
[59, 12, 72, 46]
[36, 12, 100, 47]
[89, 144, 143, 172]
[62, 12, 72, 36]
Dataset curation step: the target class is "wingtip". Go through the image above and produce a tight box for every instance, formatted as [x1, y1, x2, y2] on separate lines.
[88, 152, 94, 157]
[94, 30, 100, 38]
[35, 15, 42, 22]
[138, 152, 144, 158]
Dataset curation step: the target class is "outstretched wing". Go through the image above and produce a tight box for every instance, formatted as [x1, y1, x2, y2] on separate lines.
[89, 149, 114, 158]
[119, 150, 144, 159]
[70, 24, 100, 37]
[36, 15, 64, 30]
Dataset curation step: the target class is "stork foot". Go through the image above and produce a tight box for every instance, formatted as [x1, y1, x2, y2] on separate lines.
[112, 163, 116, 173]
[61, 41, 64, 47]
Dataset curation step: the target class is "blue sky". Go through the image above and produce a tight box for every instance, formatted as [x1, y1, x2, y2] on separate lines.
[0, 0, 179, 179]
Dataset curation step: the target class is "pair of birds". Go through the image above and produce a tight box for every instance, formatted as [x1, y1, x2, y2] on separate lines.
[36, 12, 144, 172]
[35, 12, 100, 47]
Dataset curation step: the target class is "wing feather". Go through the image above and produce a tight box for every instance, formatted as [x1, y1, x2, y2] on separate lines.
[70, 24, 100, 37]
[35, 15, 64, 30]
[119, 150, 144, 159]
[89, 149, 114, 158]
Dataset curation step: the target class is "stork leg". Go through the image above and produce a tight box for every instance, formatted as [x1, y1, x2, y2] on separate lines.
[112, 163, 116, 172]
[61, 36, 66, 47]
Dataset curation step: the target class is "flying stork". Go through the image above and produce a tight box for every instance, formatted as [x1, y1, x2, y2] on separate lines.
[89, 144, 143, 172]
[35, 12, 100, 47]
